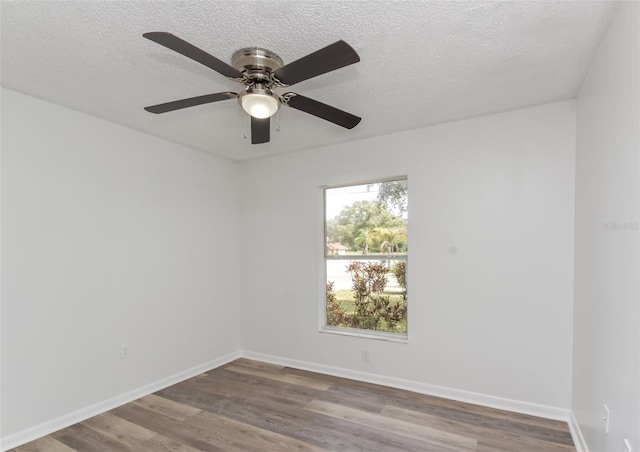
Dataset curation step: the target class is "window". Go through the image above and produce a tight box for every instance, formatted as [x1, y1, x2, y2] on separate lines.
[323, 178, 408, 337]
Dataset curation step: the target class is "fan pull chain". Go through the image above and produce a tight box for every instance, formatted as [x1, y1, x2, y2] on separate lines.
[275, 109, 281, 132]
[243, 115, 248, 140]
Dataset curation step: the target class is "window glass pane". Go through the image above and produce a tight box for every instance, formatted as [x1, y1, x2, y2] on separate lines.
[324, 178, 408, 335]
[325, 180, 407, 257]
[326, 259, 407, 334]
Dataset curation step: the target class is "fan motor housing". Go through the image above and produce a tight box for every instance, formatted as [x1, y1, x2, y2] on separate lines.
[231, 48, 284, 83]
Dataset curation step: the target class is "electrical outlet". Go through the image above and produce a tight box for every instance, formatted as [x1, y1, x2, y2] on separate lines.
[120, 344, 130, 360]
[624, 439, 632, 452]
[361, 350, 370, 363]
[603, 404, 610, 434]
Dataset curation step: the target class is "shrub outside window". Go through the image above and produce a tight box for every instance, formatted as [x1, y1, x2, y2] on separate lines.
[323, 178, 408, 337]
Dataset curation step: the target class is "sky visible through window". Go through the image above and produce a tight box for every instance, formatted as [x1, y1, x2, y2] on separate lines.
[325, 184, 378, 219]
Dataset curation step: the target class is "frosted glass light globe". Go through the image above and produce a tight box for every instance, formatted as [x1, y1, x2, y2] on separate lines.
[241, 93, 279, 119]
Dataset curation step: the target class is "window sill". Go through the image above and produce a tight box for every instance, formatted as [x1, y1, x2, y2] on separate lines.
[319, 326, 408, 343]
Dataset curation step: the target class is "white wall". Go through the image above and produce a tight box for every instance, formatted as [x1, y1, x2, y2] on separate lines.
[1, 89, 241, 439]
[240, 101, 576, 410]
[0, 89, 580, 446]
[573, 1, 640, 450]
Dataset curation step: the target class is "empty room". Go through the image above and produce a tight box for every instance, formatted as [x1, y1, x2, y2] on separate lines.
[1, 1, 638, 451]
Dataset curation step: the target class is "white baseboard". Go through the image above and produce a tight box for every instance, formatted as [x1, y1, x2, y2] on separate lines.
[0, 350, 241, 451]
[568, 411, 589, 452]
[241, 350, 571, 422]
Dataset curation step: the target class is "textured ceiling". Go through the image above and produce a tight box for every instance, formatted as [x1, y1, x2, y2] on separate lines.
[1, 0, 617, 161]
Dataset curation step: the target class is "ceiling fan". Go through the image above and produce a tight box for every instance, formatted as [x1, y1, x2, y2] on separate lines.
[143, 32, 362, 144]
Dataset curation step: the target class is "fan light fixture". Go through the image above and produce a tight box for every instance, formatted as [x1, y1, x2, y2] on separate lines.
[239, 87, 279, 119]
[143, 33, 362, 144]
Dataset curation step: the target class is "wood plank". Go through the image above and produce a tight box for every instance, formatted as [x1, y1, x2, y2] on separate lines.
[111, 403, 228, 451]
[181, 369, 318, 408]
[223, 363, 333, 391]
[326, 382, 573, 444]
[113, 401, 323, 452]
[227, 357, 285, 371]
[381, 405, 576, 452]
[12, 436, 75, 452]
[82, 412, 156, 448]
[50, 423, 131, 451]
[287, 367, 569, 433]
[304, 399, 478, 452]
[132, 393, 201, 421]
[191, 410, 327, 451]
[403, 394, 572, 434]
[137, 435, 203, 452]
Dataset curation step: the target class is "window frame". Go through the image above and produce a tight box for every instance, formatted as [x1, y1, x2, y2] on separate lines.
[319, 176, 408, 342]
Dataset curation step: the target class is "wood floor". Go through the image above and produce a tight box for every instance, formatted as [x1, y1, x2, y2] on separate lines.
[12, 359, 575, 451]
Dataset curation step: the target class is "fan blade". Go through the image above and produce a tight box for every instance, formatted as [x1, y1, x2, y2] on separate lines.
[251, 117, 270, 144]
[144, 92, 236, 114]
[272, 41, 360, 86]
[284, 93, 361, 129]
[143, 32, 243, 79]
